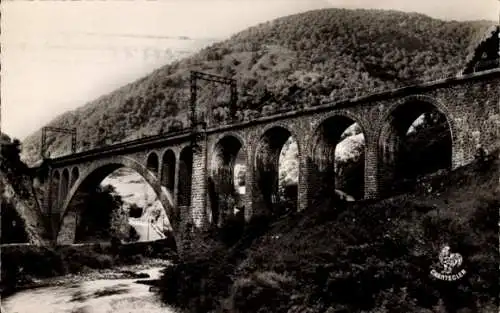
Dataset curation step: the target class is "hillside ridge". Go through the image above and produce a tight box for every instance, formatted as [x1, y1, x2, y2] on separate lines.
[156, 151, 499, 313]
[20, 8, 496, 165]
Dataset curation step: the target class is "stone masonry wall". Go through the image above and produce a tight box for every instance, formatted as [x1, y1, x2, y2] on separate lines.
[190, 134, 209, 230]
[41, 70, 499, 250]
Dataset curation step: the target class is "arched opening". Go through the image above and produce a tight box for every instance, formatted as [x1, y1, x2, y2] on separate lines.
[70, 167, 79, 187]
[178, 147, 193, 209]
[61, 162, 175, 245]
[378, 99, 452, 195]
[50, 171, 61, 214]
[254, 127, 298, 216]
[146, 152, 159, 176]
[209, 135, 247, 227]
[279, 137, 298, 212]
[161, 150, 176, 195]
[61, 169, 70, 206]
[311, 116, 366, 200]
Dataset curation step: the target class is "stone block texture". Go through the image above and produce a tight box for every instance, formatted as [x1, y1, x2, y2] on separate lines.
[32, 69, 498, 249]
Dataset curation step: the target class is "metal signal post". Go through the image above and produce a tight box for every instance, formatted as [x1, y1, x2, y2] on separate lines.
[189, 71, 238, 128]
[41, 127, 77, 159]
[189, 71, 238, 154]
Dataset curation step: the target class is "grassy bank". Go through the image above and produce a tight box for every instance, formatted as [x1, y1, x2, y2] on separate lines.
[0, 239, 176, 297]
[156, 154, 499, 313]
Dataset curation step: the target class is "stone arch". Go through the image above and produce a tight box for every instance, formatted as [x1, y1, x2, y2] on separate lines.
[57, 156, 178, 245]
[177, 146, 193, 209]
[161, 149, 176, 194]
[70, 167, 79, 187]
[212, 131, 247, 150]
[253, 125, 301, 216]
[254, 121, 302, 151]
[308, 111, 370, 156]
[50, 170, 61, 214]
[376, 94, 456, 195]
[208, 134, 247, 226]
[309, 112, 368, 200]
[146, 151, 159, 176]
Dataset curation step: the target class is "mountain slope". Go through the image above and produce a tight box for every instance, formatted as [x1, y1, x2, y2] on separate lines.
[1, 135, 51, 244]
[21, 8, 495, 164]
[156, 152, 499, 313]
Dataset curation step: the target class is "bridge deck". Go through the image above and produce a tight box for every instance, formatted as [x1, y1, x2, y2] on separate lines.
[46, 68, 500, 167]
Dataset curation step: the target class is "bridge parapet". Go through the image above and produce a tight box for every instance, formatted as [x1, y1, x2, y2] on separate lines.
[31, 68, 499, 249]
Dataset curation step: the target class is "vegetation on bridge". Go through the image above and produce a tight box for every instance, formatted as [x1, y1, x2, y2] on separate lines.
[20, 9, 494, 163]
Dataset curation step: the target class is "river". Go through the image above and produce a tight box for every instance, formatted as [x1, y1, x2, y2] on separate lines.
[2, 267, 178, 313]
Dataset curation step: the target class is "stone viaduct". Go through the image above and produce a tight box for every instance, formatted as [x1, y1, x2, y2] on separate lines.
[31, 66, 499, 248]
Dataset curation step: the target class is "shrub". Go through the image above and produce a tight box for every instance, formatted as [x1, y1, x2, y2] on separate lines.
[1, 200, 30, 244]
[128, 203, 143, 218]
[230, 271, 294, 313]
[127, 226, 140, 242]
[60, 246, 113, 273]
[0, 245, 65, 296]
[219, 213, 245, 246]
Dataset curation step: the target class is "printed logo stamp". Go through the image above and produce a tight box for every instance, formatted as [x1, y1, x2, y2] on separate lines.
[430, 245, 466, 281]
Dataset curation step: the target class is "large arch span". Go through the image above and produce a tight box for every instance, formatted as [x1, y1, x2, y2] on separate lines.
[56, 156, 178, 245]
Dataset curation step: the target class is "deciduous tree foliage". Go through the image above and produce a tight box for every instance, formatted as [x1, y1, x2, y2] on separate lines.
[128, 203, 144, 218]
[74, 184, 128, 242]
[0, 200, 29, 244]
[20, 9, 494, 164]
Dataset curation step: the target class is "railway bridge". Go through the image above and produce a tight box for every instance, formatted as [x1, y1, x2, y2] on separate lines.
[30, 67, 498, 247]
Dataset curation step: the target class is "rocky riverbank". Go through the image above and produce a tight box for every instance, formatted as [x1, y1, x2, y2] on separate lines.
[2, 260, 178, 313]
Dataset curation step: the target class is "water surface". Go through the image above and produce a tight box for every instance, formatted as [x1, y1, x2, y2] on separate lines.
[3, 267, 177, 313]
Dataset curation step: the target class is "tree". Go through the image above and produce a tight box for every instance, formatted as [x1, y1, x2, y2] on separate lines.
[127, 226, 140, 242]
[1, 136, 22, 166]
[0, 132, 11, 142]
[128, 203, 143, 218]
[75, 184, 125, 242]
[236, 170, 246, 187]
[0, 199, 29, 244]
[110, 204, 130, 242]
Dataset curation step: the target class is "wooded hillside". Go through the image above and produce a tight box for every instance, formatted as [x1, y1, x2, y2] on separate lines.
[20, 8, 495, 165]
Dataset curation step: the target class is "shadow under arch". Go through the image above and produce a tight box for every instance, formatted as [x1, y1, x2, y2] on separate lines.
[208, 134, 247, 227]
[308, 111, 371, 157]
[56, 156, 179, 247]
[376, 95, 457, 154]
[146, 151, 160, 176]
[50, 170, 61, 214]
[61, 169, 70, 207]
[376, 94, 456, 196]
[308, 112, 368, 200]
[253, 125, 301, 216]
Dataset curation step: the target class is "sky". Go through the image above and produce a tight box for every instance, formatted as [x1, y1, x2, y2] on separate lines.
[1, 0, 498, 140]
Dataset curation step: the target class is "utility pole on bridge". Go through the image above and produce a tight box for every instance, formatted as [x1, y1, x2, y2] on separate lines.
[189, 71, 238, 151]
[189, 71, 238, 128]
[41, 127, 77, 159]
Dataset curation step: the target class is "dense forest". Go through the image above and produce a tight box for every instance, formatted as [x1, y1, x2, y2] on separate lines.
[21, 8, 495, 164]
